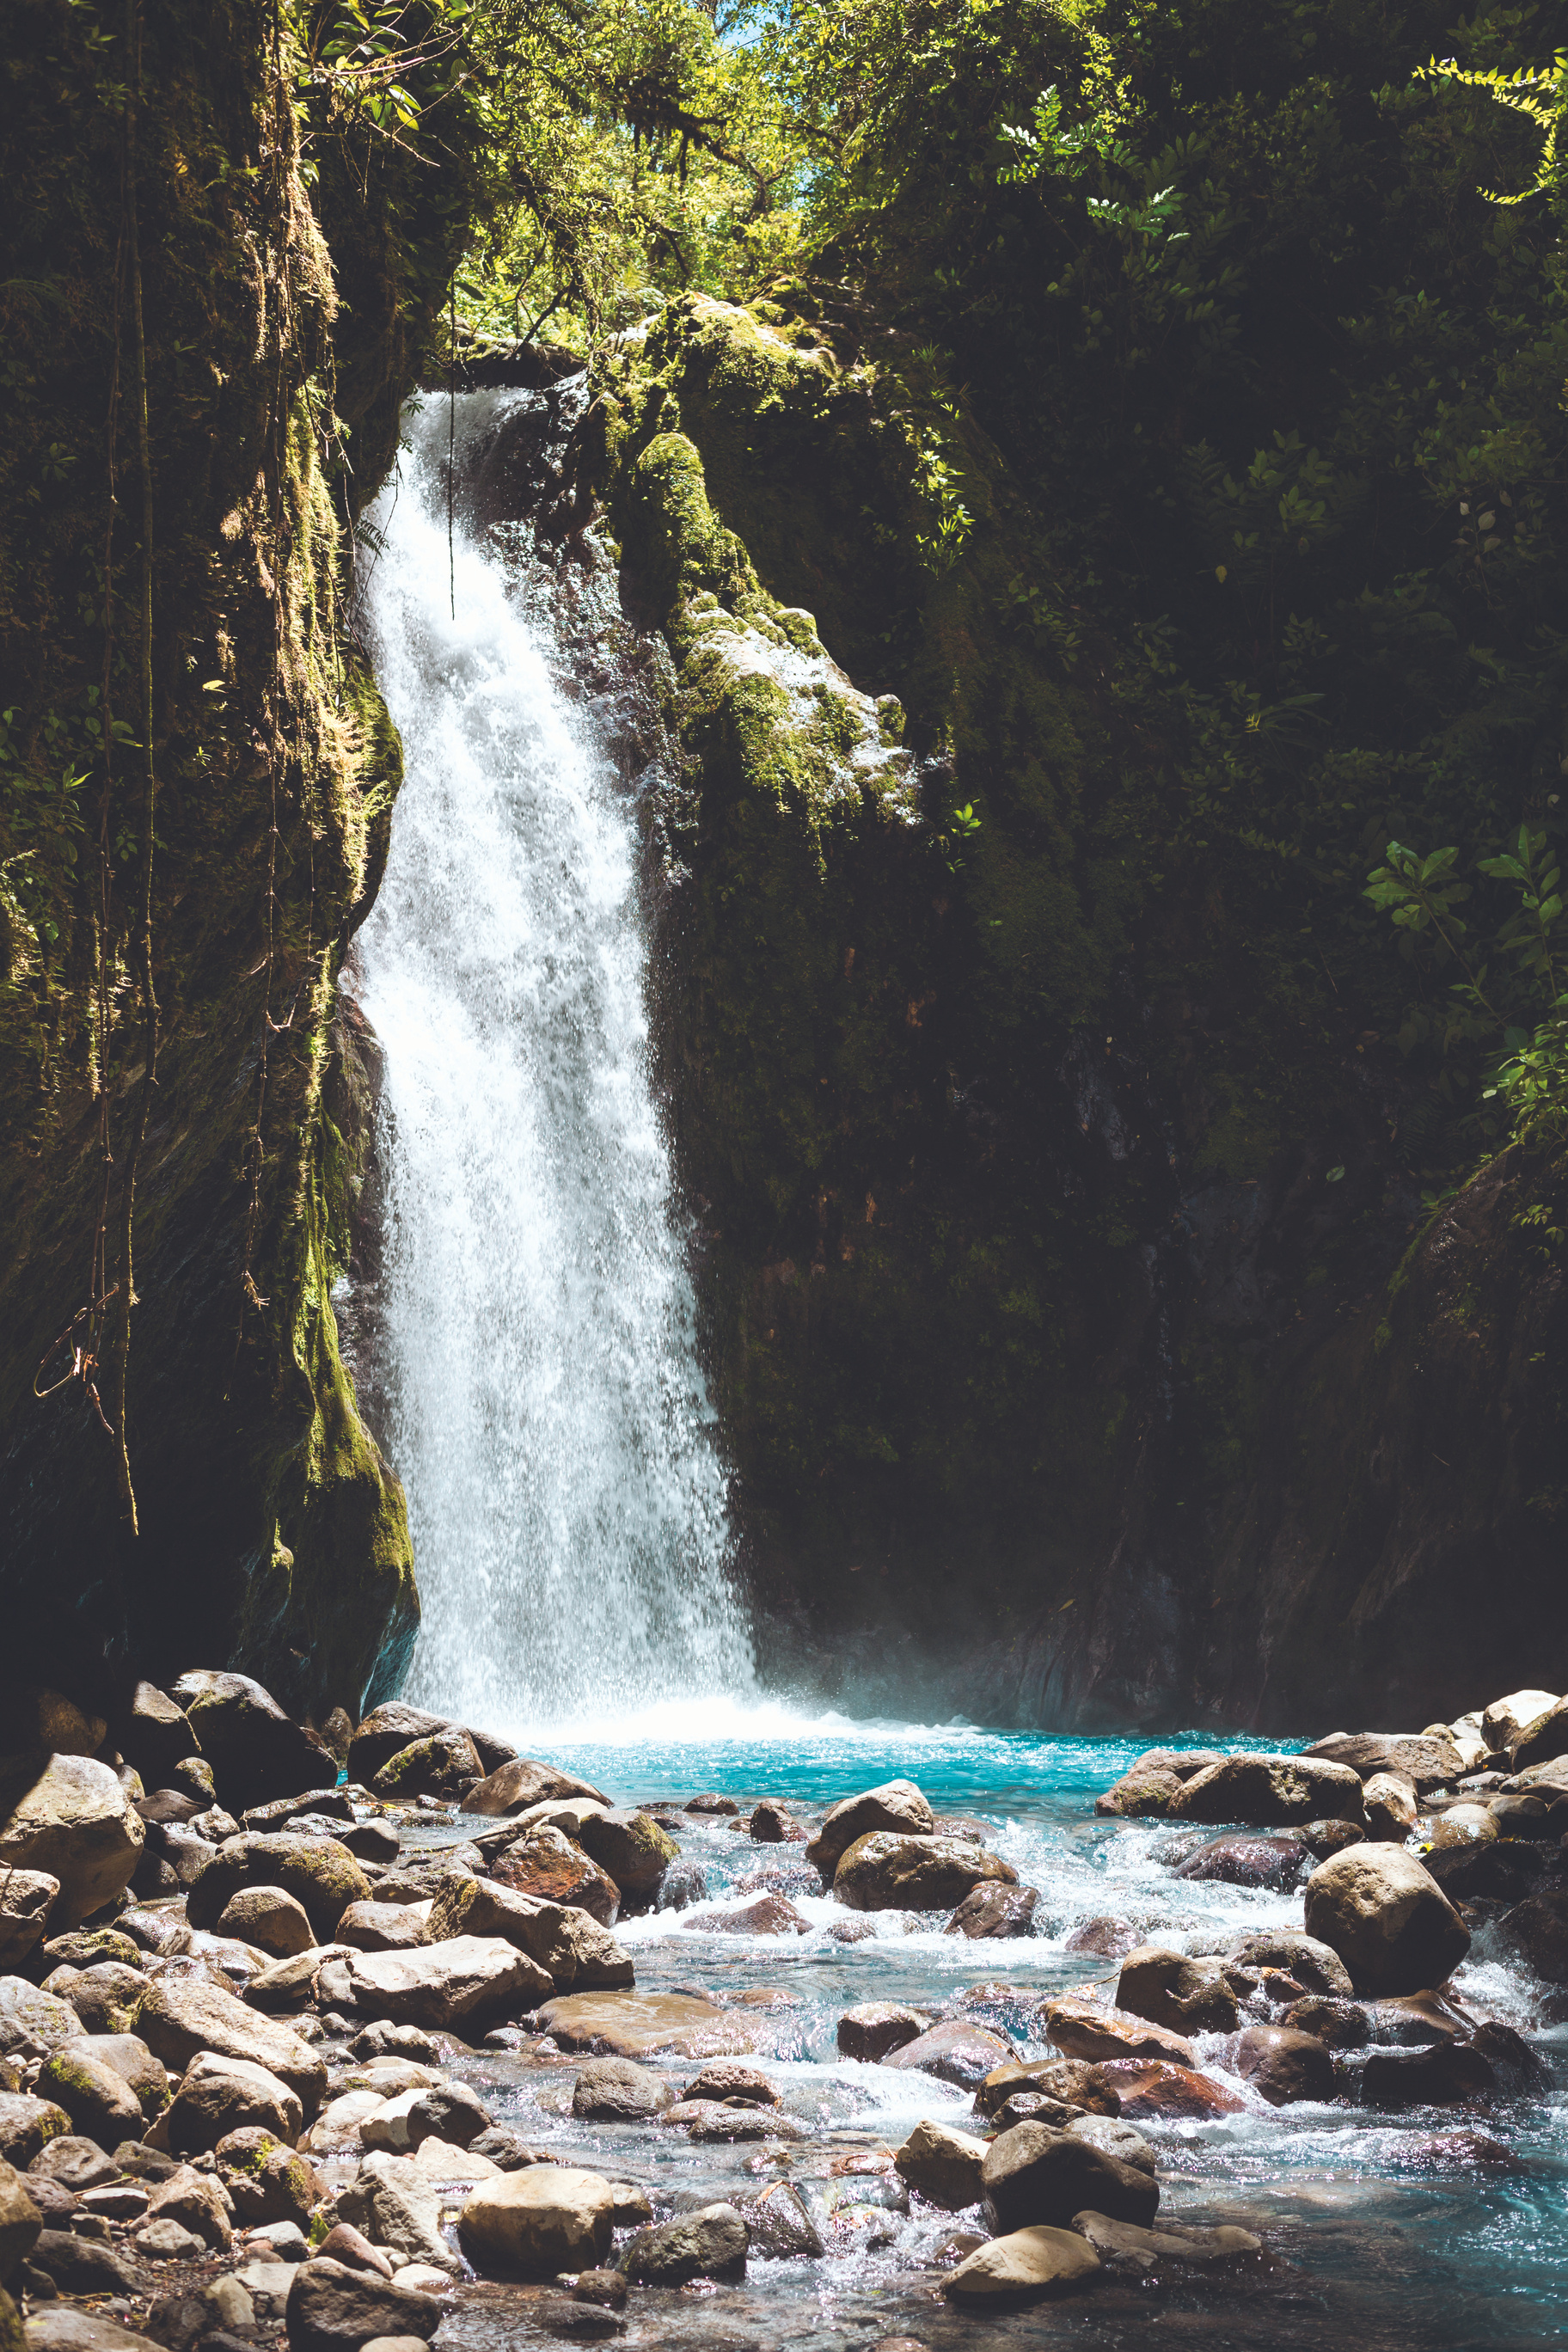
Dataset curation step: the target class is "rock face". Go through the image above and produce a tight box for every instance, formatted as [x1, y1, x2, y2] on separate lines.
[1116, 1950, 1239, 2036]
[894, 2119, 989, 2208]
[346, 1937, 551, 2030]
[458, 2167, 615, 2276]
[834, 1832, 1016, 1912]
[133, 1975, 326, 2112]
[0, 1757, 143, 1928]
[1171, 1755, 1366, 1828]
[805, 1781, 934, 1878]
[169, 1675, 335, 1814]
[983, 2122, 1160, 2232]
[943, 2225, 1102, 2302]
[1302, 1846, 1470, 1995]
[491, 1829, 620, 1926]
[622, 2203, 748, 2284]
[464, 1761, 609, 1816]
[422, 1879, 634, 1988]
[284, 2256, 441, 2351]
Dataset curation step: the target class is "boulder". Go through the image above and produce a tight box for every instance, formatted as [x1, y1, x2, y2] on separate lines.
[572, 1812, 679, 1906]
[835, 1833, 1017, 1914]
[0, 2098, 69, 2171]
[1302, 1733, 1464, 1792]
[1043, 1994, 1195, 2069]
[0, 1759, 143, 1930]
[680, 1896, 811, 1936]
[805, 1779, 934, 1878]
[1281, 1996, 1370, 2049]
[338, 1903, 429, 1954]
[1115, 1949, 1239, 2036]
[1301, 1819, 1367, 1861]
[532, 1990, 756, 2060]
[361, 2081, 491, 2154]
[134, 1974, 327, 2112]
[0, 1982, 81, 2061]
[168, 1674, 334, 1814]
[1233, 2025, 1334, 2105]
[214, 2128, 318, 2226]
[570, 2059, 674, 2121]
[337, 2153, 460, 2276]
[346, 1707, 460, 1785]
[977, 2058, 1112, 2117]
[836, 2003, 927, 2062]
[881, 2018, 1013, 2090]
[684, 1794, 738, 1816]
[284, 2257, 440, 2352]
[728, 2183, 823, 2260]
[143, 2162, 235, 2247]
[458, 2167, 614, 2276]
[346, 1936, 551, 2030]
[420, 1878, 633, 1988]
[943, 2224, 1101, 2302]
[1499, 1890, 1568, 1983]
[1090, 2060, 1246, 2119]
[748, 1802, 805, 1843]
[163, 2054, 303, 2153]
[0, 1874, 58, 1973]
[1072, 2212, 1260, 2267]
[1482, 1691, 1561, 1753]
[187, 1835, 371, 1943]
[0, 2159, 40, 2281]
[1223, 1929, 1353, 1997]
[945, 1883, 1038, 1939]
[683, 2061, 777, 2105]
[1173, 1754, 1366, 1828]
[621, 2203, 747, 2284]
[894, 2119, 988, 2208]
[1066, 2115, 1155, 2175]
[215, 1887, 316, 1958]
[492, 1830, 620, 1926]
[111, 1686, 201, 1787]
[46, 1962, 149, 2037]
[1174, 1832, 1305, 1890]
[983, 2122, 1159, 2233]
[1302, 1846, 1470, 1995]
[40, 1930, 141, 1972]
[464, 1761, 609, 1816]
[1093, 1767, 1185, 1820]
[1423, 1802, 1498, 1850]
[28, 2228, 136, 2294]
[1360, 2042, 1498, 2106]
[1363, 1774, 1418, 1841]
[34, 2050, 142, 2147]
[24, 2307, 146, 2352]
[1488, 1794, 1557, 1840]
[370, 1733, 481, 1804]
[1063, 1918, 1142, 1959]
[315, 2221, 392, 2278]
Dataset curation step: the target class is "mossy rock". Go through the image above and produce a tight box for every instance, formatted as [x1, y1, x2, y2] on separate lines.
[186, 1832, 369, 1943]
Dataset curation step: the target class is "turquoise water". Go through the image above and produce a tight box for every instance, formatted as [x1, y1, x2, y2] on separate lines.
[432, 1717, 1568, 2348]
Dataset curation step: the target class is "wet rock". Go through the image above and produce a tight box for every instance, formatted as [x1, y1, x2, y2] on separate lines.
[0, 1875, 58, 1973]
[1071, 2212, 1261, 2268]
[1173, 1754, 1367, 1829]
[1090, 2059, 1246, 2119]
[1223, 1930, 1353, 1997]
[0, 2098, 69, 2170]
[570, 2058, 674, 2121]
[837, 2003, 928, 2061]
[945, 1883, 1038, 1939]
[1302, 1734, 1464, 1793]
[45, 1962, 149, 2037]
[748, 1803, 805, 1843]
[683, 2061, 777, 2105]
[336, 2154, 459, 2276]
[534, 1990, 757, 2060]
[215, 2127, 318, 2226]
[168, 1674, 334, 1815]
[1360, 2043, 1497, 2106]
[620, 2202, 747, 2284]
[991, 2091, 1075, 2128]
[492, 1830, 620, 1926]
[728, 2183, 823, 2259]
[338, 1903, 430, 1954]
[1115, 1948, 1239, 2036]
[467, 2128, 551, 2170]
[1093, 1768, 1185, 1820]
[371, 1733, 482, 1804]
[1173, 1832, 1305, 1890]
[1066, 2116, 1155, 2175]
[0, 2158, 41, 2279]
[346, 1708, 458, 1784]
[983, 2122, 1158, 2233]
[1063, 1917, 1140, 1958]
[1488, 1793, 1556, 1839]
[34, 2050, 143, 2147]
[805, 1781, 934, 1879]
[893, 2119, 989, 2209]
[1423, 1802, 1498, 1850]
[1300, 1819, 1366, 1861]
[40, 1930, 141, 1973]
[655, 1859, 707, 1912]
[1363, 1773, 1418, 1842]
[215, 1887, 316, 1958]
[136, 1973, 326, 2110]
[1282, 1996, 1369, 2048]
[459, 2167, 614, 2276]
[285, 2256, 440, 2352]
[944, 2223, 1101, 2301]
[977, 2058, 1111, 2116]
[164, 2053, 303, 2152]
[683, 1794, 738, 1816]
[1043, 1994, 1195, 2069]
[0, 1758, 144, 1931]
[1498, 1889, 1568, 1981]
[422, 1877, 634, 1989]
[835, 1832, 1016, 1913]
[680, 1894, 811, 1936]
[572, 2269, 628, 2307]
[881, 2018, 1013, 2090]
[1303, 1846, 1470, 1994]
[572, 1812, 678, 1908]
[187, 1834, 371, 1944]
[346, 1935, 551, 2030]
[1233, 2025, 1333, 2105]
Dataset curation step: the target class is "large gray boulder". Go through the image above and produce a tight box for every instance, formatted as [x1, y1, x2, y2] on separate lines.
[346, 1935, 551, 2030]
[284, 2256, 440, 2352]
[162, 2052, 303, 2153]
[835, 1832, 1016, 1913]
[457, 2166, 614, 2275]
[187, 1834, 371, 1942]
[1172, 1754, 1366, 1828]
[0, 1982, 81, 2061]
[620, 2202, 747, 2284]
[1302, 1845, 1470, 1994]
[805, 1780, 934, 1878]
[422, 1877, 633, 1988]
[169, 1673, 334, 1813]
[0, 1758, 143, 1928]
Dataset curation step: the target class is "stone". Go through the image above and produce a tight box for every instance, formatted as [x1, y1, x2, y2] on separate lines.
[1481, 1691, 1561, 1752]
[351, 2024, 439, 2064]
[338, 1903, 429, 1954]
[976, 2058, 1110, 2117]
[806, 1782, 934, 1879]
[943, 2224, 1102, 2301]
[572, 2269, 628, 2306]
[346, 1936, 550, 2030]
[1300, 1819, 1366, 1860]
[1363, 1773, 1418, 1841]
[164, 2052, 303, 2153]
[983, 2122, 1159, 2233]
[216, 1886, 316, 1958]
[1063, 1918, 1141, 1959]
[1489, 1794, 1556, 1839]
[77, 2182, 146, 2220]
[187, 1835, 371, 1943]
[492, 1832, 620, 1927]
[168, 1674, 335, 1814]
[836, 2003, 927, 2062]
[27, 2138, 116, 2190]
[346, 1707, 460, 1785]
[135, 1973, 327, 2111]
[1233, 2024, 1334, 2105]
[336, 2154, 459, 2277]
[1303, 1846, 1470, 1995]
[112, 1687, 202, 1788]
[1090, 2059, 1246, 2119]
[46, 1962, 149, 2037]
[893, 2119, 988, 2209]
[0, 2099, 69, 2171]
[1173, 1753, 1367, 1828]
[360, 2081, 491, 2155]
[1423, 1801, 1498, 1850]
[1499, 1890, 1568, 1982]
[27, 2230, 136, 2294]
[534, 1991, 758, 2060]
[24, 2309, 146, 2352]
[747, 1802, 804, 1843]
[145, 2161, 235, 2246]
[1510, 1704, 1568, 1773]
[0, 1876, 58, 1973]
[1094, 1768, 1185, 1820]
[1231, 1938, 1354, 1994]
[620, 2202, 747, 2285]
[34, 2050, 143, 2147]
[0, 1759, 143, 1930]
[138, 1823, 216, 1892]
[1360, 2043, 1498, 2106]
[570, 2059, 673, 2121]
[316, 2222, 393, 2277]
[134, 2219, 208, 2260]
[458, 2168, 614, 2276]
[684, 1794, 738, 1816]
[1072, 2212, 1261, 2267]
[682, 2061, 776, 2105]
[1173, 1832, 1304, 1890]
[420, 1878, 633, 1989]
[572, 1813, 678, 1908]
[880, 2018, 1013, 2089]
[835, 1833, 1016, 1913]
[247, 1944, 358, 2012]
[285, 2257, 441, 2352]
[1115, 1948, 1239, 2036]
[215, 2128, 318, 2226]
[371, 1734, 482, 1804]
[1043, 1994, 1195, 2069]
[462, 1761, 609, 1817]
[0, 2159, 41, 2281]
[680, 1895, 811, 1936]
[40, 1930, 143, 1973]
[1066, 2115, 1155, 2175]
[468, 2128, 551, 2170]
[1282, 1996, 1369, 2048]
[945, 1883, 1038, 1939]
[115, 1908, 192, 1962]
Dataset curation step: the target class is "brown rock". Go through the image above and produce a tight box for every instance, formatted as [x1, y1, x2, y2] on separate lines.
[0, 1758, 144, 1929]
[1223, 1930, 1352, 1996]
[422, 1879, 633, 1989]
[533, 1991, 760, 2060]
[133, 1973, 327, 2113]
[834, 1833, 1016, 1913]
[1233, 2025, 1334, 2105]
[1302, 1733, 1464, 1792]
[492, 1829, 620, 1926]
[1090, 2059, 1246, 2119]
[0, 1872, 58, 1972]
[894, 2119, 988, 2209]
[186, 1834, 371, 1942]
[1281, 1997, 1369, 2049]
[1173, 1754, 1366, 1829]
[1510, 1701, 1568, 1774]
[462, 1761, 609, 1817]
[683, 1795, 738, 1816]
[881, 2018, 1013, 2090]
[573, 1811, 679, 1906]
[168, 1672, 334, 1814]
[1499, 1890, 1568, 1982]
[1043, 1994, 1195, 2069]
[680, 1895, 811, 1936]
[836, 2004, 928, 2062]
[748, 1803, 805, 1844]
[370, 1732, 482, 1804]
[942, 2223, 1102, 2301]
[346, 1937, 551, 2030]
[945, 1883, 1038, 1939]
[976, 2058, 1112, 2117]
[1363, 1773, 1418, 1841]
[805, 1780, 934, 1879]
[0, 2156, 41, 2281]
[284, 2255, 440, 2350]
[1115, 1948, 1239, 2036]
[0, 2096, 70, 2170]
[216, 1886, 316, 1958]
[981, 2122, 1159, 2233]
[1361, 2043, 1498, 2106]
[1093, 1769, 1184, 1820]
[338, 1902, 430, 1953]
[1174, 1832, 1304, 1890]
[1302, 1846, 1470, 1995]
[112, 1685, 201, 1788]
[1063, 1918, 1140, 1959]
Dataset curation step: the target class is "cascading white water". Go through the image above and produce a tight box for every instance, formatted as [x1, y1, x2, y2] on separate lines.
[349, 389, 755, 1733]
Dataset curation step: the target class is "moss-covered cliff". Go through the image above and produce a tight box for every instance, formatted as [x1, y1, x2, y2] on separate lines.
[0, 0, 474, 1720]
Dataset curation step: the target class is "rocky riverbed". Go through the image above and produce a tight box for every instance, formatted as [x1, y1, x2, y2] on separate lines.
[3, 1677, 1568, 2350]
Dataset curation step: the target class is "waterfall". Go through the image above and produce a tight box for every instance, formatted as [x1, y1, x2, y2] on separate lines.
[349, 388, 755, 1734]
